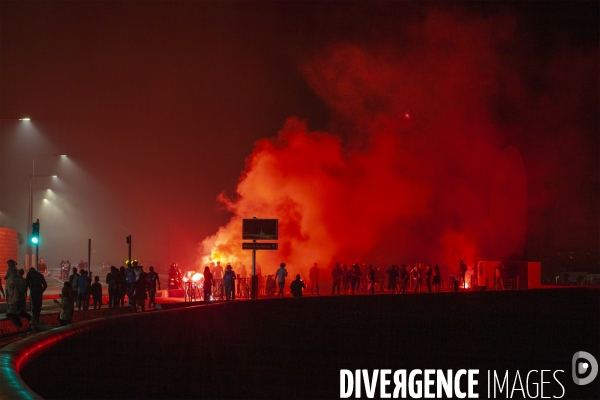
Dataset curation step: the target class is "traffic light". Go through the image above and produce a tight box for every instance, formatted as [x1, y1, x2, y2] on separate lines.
[31, 220, 40, 244]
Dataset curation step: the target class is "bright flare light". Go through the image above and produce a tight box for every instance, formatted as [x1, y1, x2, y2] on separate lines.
[19, 118, 31, 121]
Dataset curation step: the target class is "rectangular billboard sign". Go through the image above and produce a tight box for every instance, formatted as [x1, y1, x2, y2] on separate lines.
[242, 242, 278, 250]
[242, 218, 278, 240]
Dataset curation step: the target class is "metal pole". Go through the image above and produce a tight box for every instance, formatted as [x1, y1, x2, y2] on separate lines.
[128, 235, 132, 263]
[34, 219, 39, 271]
[251, 243, 258, 300]
[27, 176, 32, 269]
[88, 239, 91, 276]
[27, 159, 35, 269]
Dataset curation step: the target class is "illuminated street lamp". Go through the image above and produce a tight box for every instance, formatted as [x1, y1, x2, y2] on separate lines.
[0, 117, 31, 121]
[27, 154, 65, 269]
[27, 174, 57, 269]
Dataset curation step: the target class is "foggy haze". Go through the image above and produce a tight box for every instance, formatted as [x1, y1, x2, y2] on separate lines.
[1, 2, 597, 276]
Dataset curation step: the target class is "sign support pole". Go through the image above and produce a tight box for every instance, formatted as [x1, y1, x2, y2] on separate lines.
[251, 240, 258, 299]
[243, 217, 278, 300]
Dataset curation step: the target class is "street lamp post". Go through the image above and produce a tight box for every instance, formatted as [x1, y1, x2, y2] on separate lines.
[27, 173, 56, 269]
[26, 153, 65, 268]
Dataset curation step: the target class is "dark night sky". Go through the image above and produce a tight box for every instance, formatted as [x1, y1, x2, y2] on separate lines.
[1, 1, 598, 273]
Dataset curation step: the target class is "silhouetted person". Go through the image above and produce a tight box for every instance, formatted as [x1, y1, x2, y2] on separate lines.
[425, 265, 433, 293]
[85, 270, 92, 309]
[398, 264, 409, 294]
[432, 265, 442, 292]
[275, 262, 288, 297]
[386, 264, 399, 294]
[290, 274, 306, 297]
[412, 264, 422, 293]
[349, 264, 361, 295]
[125, 263, 136, 306]
[133, 270, 148, 312]
[26, 267, 47, 330]
[4, 259, 18, 315]
[212, 261, 224, 297]
[367, 264, 375, 294]
[331, 263, 342, 295]
[54, 282, 74, 326]
[68, 267, 79, 305]
[147, 266, 161, 307]
[494, 263, 505, 290]
[236, 264, 247, 298]
[76, 270, 89, 311]
[203, 266, 213, 301]
[106, 266, 118, 308]
[459, 260, 467, 288]
[376, 264, 386, 292]
[60, 260, 69, 280]
[223, 264, 236, 301]
[14, 269, 30, 322]
[341, 264, 349, 294]
[133, 261, 142, 281]
[91, 276, 102, 309]
[309, 262, 320, 296]
[38, 258, 47, 275]
[231, 266, 236, 300]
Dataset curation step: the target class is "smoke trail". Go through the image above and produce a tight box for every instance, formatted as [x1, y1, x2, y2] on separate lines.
[198, 6, 597, 278]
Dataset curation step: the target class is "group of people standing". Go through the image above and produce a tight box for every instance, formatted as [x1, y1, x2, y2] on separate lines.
[331, 263, 443, 295]
[59, 259, 88, 280]
[201, 263, 237, 301]
[266, 261, 447, 298]
[104, 261, 161, 311]
[2, 259, 48, 330]
[64, 268, 100, 311]
[53, 261, 161, 326]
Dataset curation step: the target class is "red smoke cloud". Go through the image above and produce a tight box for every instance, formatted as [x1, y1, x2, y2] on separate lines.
[198, 7, 596, 278]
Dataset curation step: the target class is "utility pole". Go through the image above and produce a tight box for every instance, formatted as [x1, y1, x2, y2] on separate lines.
[31, 219, 40, 271]
[126, 235, 132, 263]
[88, 239, 92, 276]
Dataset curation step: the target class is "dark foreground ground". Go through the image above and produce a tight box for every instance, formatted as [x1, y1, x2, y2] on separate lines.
[19, 288, 600, 399]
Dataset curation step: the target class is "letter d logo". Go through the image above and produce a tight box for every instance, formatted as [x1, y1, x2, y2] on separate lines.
[572, 351, 598, 385]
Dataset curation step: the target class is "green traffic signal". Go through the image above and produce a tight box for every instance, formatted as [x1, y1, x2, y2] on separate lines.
[31, 220, 40, 244]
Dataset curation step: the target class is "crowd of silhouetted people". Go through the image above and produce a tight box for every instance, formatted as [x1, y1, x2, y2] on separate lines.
[2, 259, 48, 330]
[259, 259, 508, 297]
